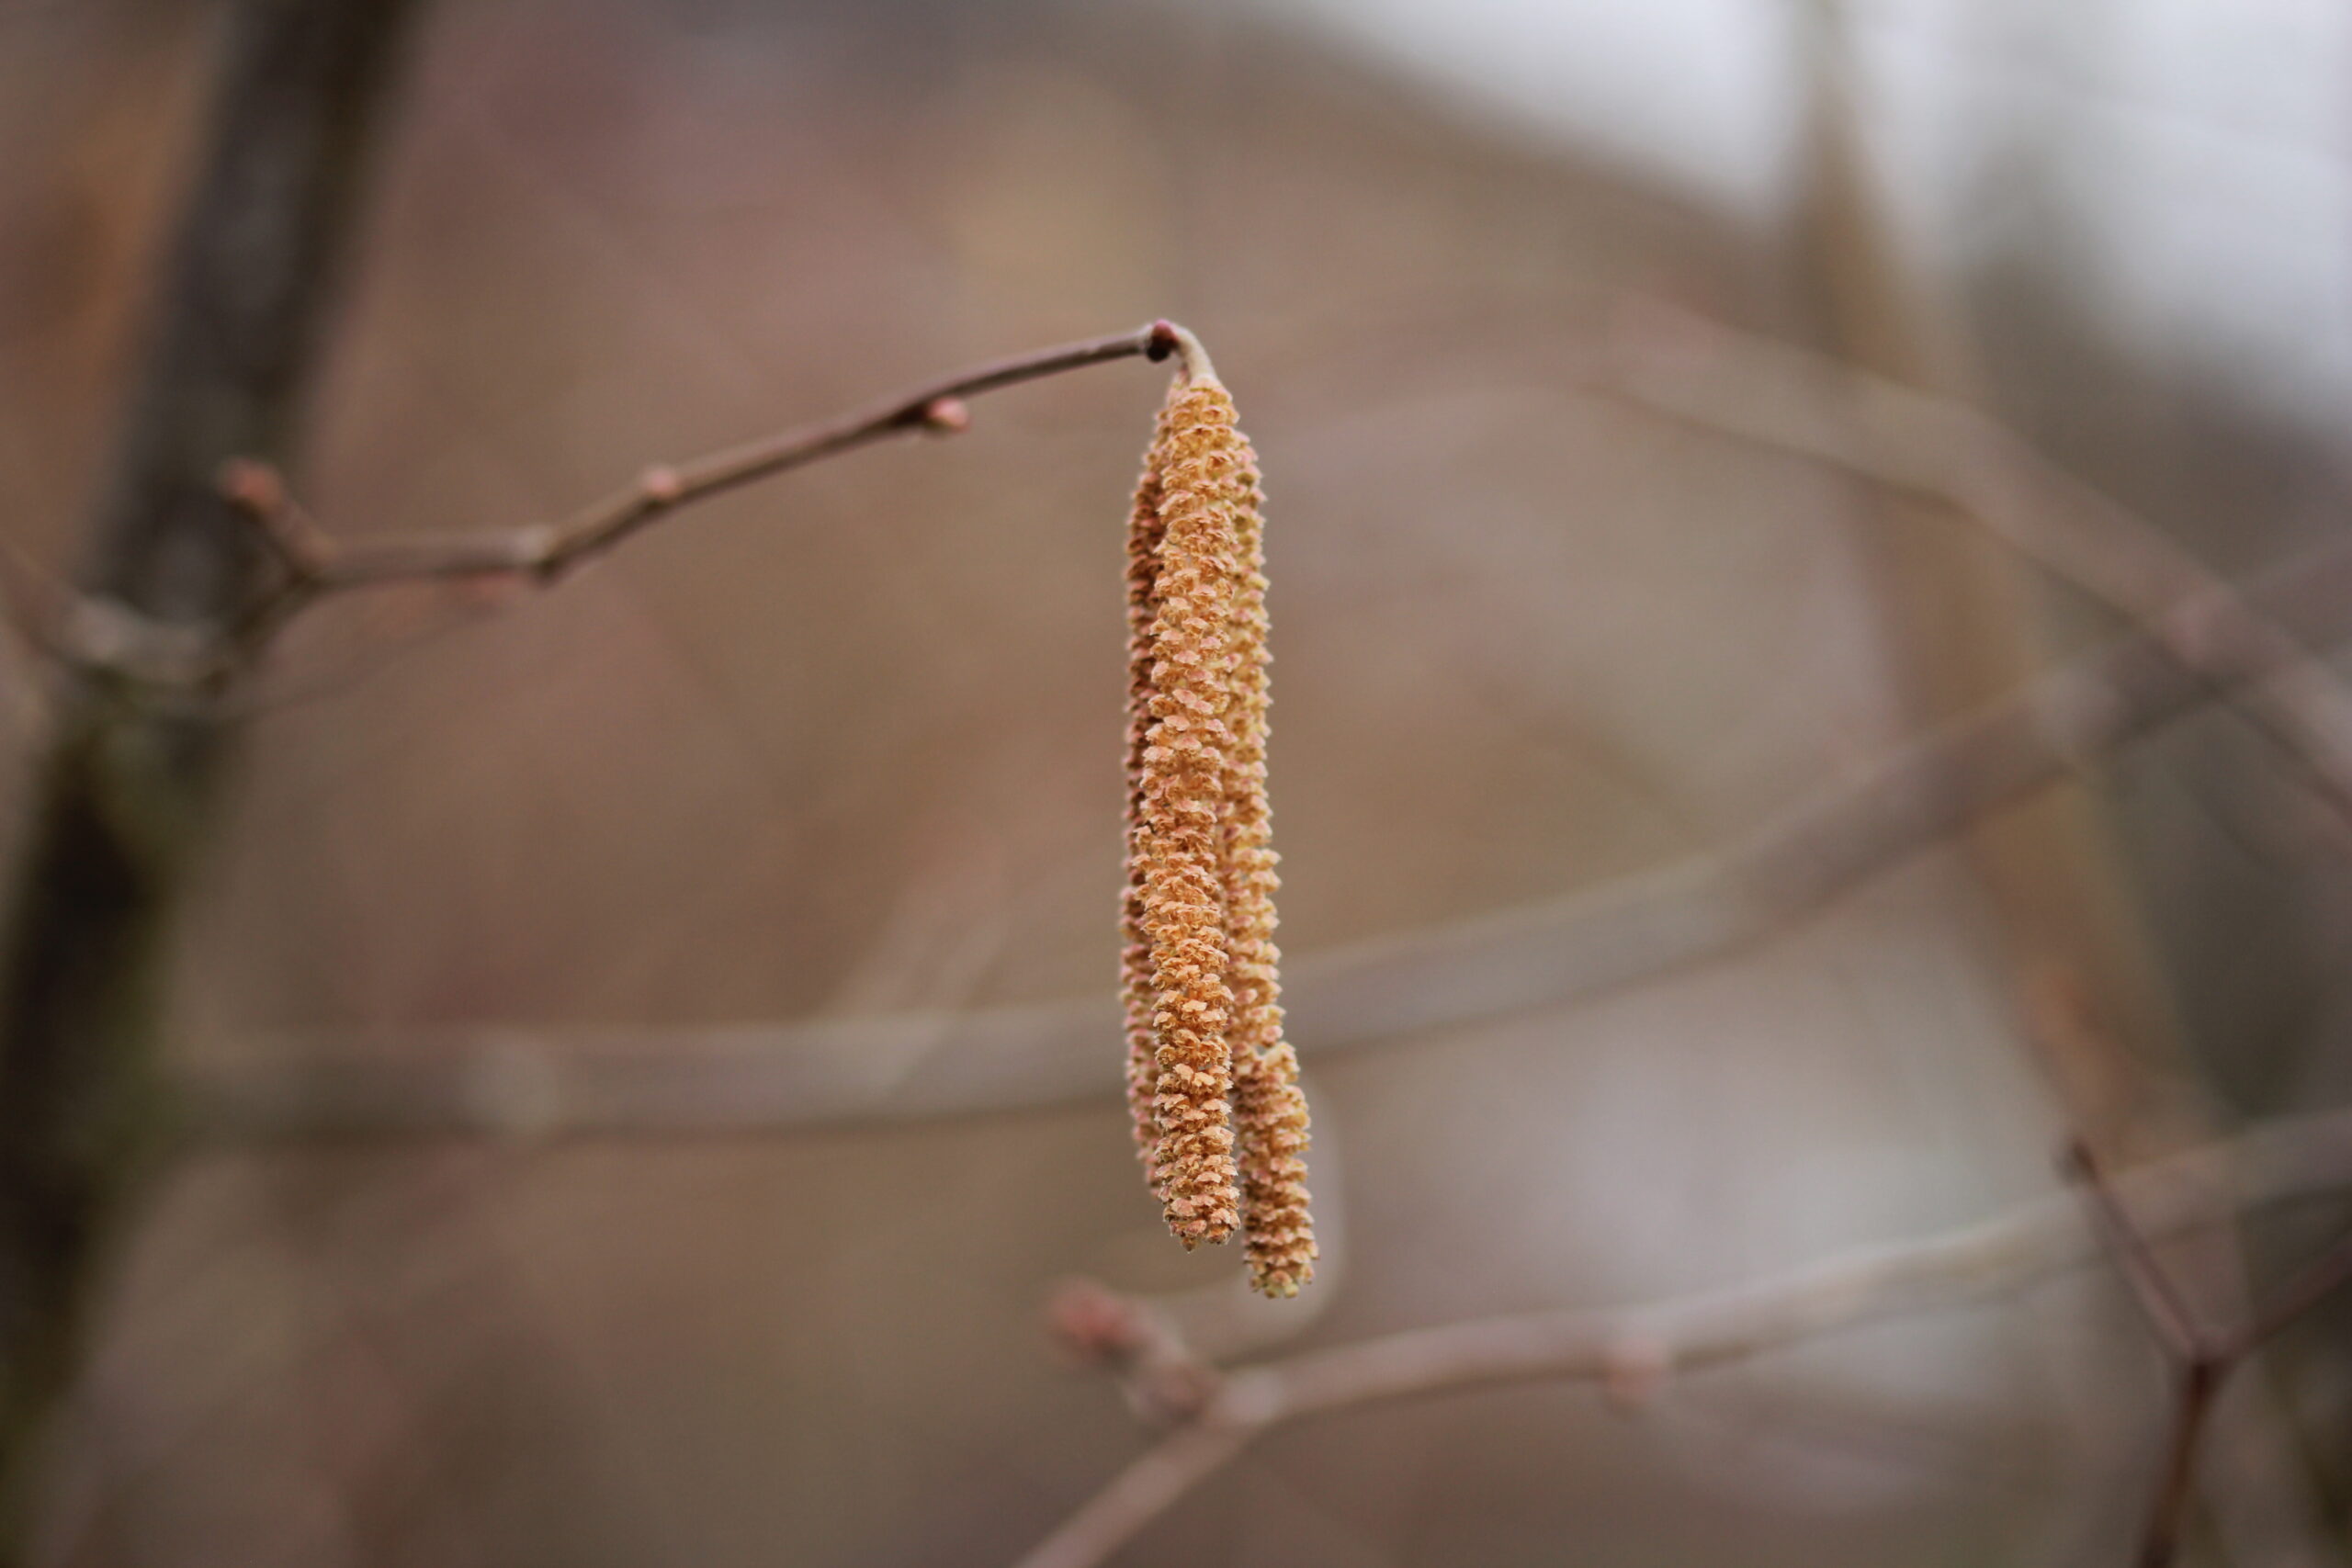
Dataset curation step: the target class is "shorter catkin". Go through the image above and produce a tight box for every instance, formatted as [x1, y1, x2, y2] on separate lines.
[1121, 404, 1174, 1193]
[1219, 428, 1315, 1296]
[1121, 337, 1312, 1292]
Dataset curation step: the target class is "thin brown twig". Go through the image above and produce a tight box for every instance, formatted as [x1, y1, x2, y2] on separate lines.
[0, 536, 232, 694]
[1606, 302, 2352, 835]
[1614, 325, 2352, 1557]
[2134, 1360, 2224, 1568]
[2237, 1223, 2352, 1349]
[2025, 979, 2337, 1568]
[2062, 1140, 2211, 1360]
[2064, 1138, 2224, 1568]
[2061, 1136, 2352, 1567]
[1014, 1106, 2352, 1568]
[1013, 1423, 1252, 1568]
[210, 321, 1185, 654]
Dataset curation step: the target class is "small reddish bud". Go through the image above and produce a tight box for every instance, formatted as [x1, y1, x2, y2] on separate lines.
[1044, 1279, 1148, 1364]
[216, 457, 284, 513]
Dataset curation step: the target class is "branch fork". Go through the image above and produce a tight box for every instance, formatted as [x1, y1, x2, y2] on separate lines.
[2062, 1138, 2352, 1568]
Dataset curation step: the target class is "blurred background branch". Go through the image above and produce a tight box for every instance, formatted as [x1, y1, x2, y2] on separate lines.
[1605, 304, 2352, 837]
[2064, 1140, 2352, 1568]
[183, 529, 2352, 1140]
[1023, 1107, 2352, 1568]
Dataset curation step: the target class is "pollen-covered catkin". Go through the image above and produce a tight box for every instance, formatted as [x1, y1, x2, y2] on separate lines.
[1136, 378, 1246, 1247]
[1121, 402, 1174, 1192]
[1122, 340, 1315, 1290]
[1218, 427, 1316, 1296]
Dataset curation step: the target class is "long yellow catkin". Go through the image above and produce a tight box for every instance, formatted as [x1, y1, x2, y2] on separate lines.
[1123, 344, 1313, 1292]
[1218, 423, 1316, 1296]
[1136, 378, 1243, 1247]
[1121, 400, 1175, 1193]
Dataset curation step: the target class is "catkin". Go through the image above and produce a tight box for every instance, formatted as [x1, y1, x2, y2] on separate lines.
[1136, 378, 1244, 1247]
[1121, 402, 1174, 1192]
[1122, 345, 1313, 1292]
[1218, 427, 1316, 1296]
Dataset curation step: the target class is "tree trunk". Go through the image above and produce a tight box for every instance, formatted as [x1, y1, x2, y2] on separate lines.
[0, 1, 424, 1553]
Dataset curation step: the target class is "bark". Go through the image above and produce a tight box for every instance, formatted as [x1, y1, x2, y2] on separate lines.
[0, 1, 424, 1552]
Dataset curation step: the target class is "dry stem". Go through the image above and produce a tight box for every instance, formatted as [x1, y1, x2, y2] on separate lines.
[1015, 1107, 2352, 1568]
[200, 322, 1190, 665]
[1608, 303, 2352, 834]
[2063, 1140, 2352, 1568]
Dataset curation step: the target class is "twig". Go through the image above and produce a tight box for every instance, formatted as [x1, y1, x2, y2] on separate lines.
[2062, 1141, 2209, 1361]
[1611, 321, 2352, 1556]
[2066, 1139, 2230, 1568]
[1012, 1106, 2352, 1568]
[2027, 985, 2337, 1568]
[1012, 1423, 1252, 1568]
[2239, 1224, 2352, 1348]
[2134, 1360, 2224, 1568]
[212, 321, 1187, 655]
[1046, 1280, 1226, 1427]
[181, 532, 2352, 1140]
[2062, 1137, 2352, 1567]
[1606, 303, 2352, 833]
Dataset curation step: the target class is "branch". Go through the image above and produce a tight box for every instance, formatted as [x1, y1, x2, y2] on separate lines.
[179, 531, 2352, 1141]
[1012, 1423, 1251, 1568]
[211, 321, 1188, 653]
[2063, 1139, 2352, 1568]
[2062, 1140, 2211, 1361]
[2024, 987, 2340, 1568]
[1606, 324, 2352, 1560]
[1605, 303, 2352, 833]
[1014, 1106, 2352, 1568]
[2239, 1223, 2352, 1349]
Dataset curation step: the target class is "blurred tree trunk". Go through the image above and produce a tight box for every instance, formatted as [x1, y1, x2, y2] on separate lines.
[1790, 5, 2333, 1560]
[0, 0, 424, 1554]
[1787, 0, 2175, 1054]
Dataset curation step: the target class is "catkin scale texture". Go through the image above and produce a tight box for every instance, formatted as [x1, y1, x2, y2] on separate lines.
[1120, 402, 1174, 1191]
[1137, 380, 1244, 1246]
[1218, 431, 1316, 1296]
[1122, 368, 1313, 1291]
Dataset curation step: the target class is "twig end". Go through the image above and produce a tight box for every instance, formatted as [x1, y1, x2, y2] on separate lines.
[215, 457, 285, 515]
[1146, 319, 1217, 384]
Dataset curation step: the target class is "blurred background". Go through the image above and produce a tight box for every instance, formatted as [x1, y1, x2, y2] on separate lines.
[1, 0, 2348, 1562]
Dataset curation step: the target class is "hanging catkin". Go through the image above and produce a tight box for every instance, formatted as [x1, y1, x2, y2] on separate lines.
[1217, 423, 1316, 1297]
[1123, 329, 1314, 1292]
[1120, 399, 1175, 1194]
